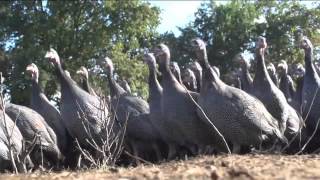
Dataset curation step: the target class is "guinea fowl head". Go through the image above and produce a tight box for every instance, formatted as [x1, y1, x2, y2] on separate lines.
[267, 63, 276, 75]
[100, 57, 114, 73]
[191, 38, 206, 60]
[143, 53, 156, 68]
[183, 68, 196, 83]
[191, 38, 206, 51]
[292, 63, 305, 79]
[235, 53, 249, 68]
[26, 63, 39, 81]
[299, 36, 313, 51]
[277, 60, 288, 76]
[170, 62, 180, 75]
[76, 66, 89, 79]
[45, 48, 61, 66]
[255, 36, 267, 50]
[153, 43, 170, 63]
[189, 61, 202, 73]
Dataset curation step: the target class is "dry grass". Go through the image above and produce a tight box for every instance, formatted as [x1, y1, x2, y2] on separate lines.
[2, 154, 320, 179]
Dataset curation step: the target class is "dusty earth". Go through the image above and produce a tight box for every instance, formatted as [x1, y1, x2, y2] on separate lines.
[1, 154, 320, 180]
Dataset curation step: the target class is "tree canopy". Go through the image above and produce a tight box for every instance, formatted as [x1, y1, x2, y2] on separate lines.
[161, 0, 320, 75]
[0, 0, 319, 105]
[0, 0, 160, 105]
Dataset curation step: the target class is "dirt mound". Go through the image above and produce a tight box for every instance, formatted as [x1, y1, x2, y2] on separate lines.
[1, 154, 320, 179]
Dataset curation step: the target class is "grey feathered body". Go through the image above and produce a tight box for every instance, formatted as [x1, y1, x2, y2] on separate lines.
[158, 60, 228, 152]
[30, 80, 70, 154]
[55, 65, 109, 147]
[0, 111, 23, 167]
[198, 73, 286, 148]
[240, 64, 253, 93]
[292, 76, 303, 113]
[301, 52, 320, 131]
[252, 52, 302, 138]
[279, 75, 295, 103]
[5, 103, 62, 162]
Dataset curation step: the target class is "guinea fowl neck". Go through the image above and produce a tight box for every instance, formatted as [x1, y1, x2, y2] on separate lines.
[31, 79, 43, 105]
[81, 77, 90, 93]
[194, 71, 202, 92]
[241, 63, 252, 82]
[254, 49, 272, 84]
[304, 49, 317, 77]
[55, 63, 73, 90]
[196, 49, 221, 85]
[148, 64, 162, 102]
[148, 64, 162, 92]
[174, 70, 182, 84]
[106, 67, 126, 98]
[158, 55, 177, 84]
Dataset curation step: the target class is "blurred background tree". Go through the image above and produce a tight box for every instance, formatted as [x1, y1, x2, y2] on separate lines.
[0, 0, 160, 105]
[0, 0, 319, 105]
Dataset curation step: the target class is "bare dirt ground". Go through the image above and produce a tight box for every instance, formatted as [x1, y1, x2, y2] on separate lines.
[1, 154, 320, 180]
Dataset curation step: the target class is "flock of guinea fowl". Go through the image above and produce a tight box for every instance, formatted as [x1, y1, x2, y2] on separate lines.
[0, 35, 319, 172]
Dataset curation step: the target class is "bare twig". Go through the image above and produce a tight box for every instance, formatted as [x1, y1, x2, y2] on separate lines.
[74, 96, 126, 169]
[0, 74, 19, 173]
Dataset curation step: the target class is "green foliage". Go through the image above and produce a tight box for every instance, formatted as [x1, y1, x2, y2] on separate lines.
[256, 1, 320, 65]
[0, 0, 160, 104]
[108, 42, 149, 99]
[160, 0, 320, 77]
[1, 0, 320, 106]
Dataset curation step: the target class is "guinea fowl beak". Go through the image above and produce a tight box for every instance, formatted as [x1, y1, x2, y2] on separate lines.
[76, 69, 83, 75]
[45, 50, 56, 66]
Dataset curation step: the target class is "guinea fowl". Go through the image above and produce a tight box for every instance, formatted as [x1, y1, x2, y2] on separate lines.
[170, 62, 182, 84]
[182, 68, 197, 91]
[26, 63, 70, 157]
[192, 38, 287, 153]
[45, 49, 109, 148]
[76, 66, 98, 96]
[267, 63, 279, 87]
[100, 57, 163, 162]
[299, 36, 320, 151]
[5, 103, 63, 166]
[100, 57, 149, 114]
[252, 37, 303, 145]
[277, 61, 295, 105]
[187, 61, 202, 92]
[0, 108, 25, 172]
[143, 53, 176, 159]
[235, 54, 253, 93]
[153, 43, 229, 155]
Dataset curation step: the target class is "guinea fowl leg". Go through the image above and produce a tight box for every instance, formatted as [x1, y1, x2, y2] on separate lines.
[232, 143, 241, 154]
[167, 143, 177, 160]
[130, 142, 141, 165]
[151, 143, 162, 162]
